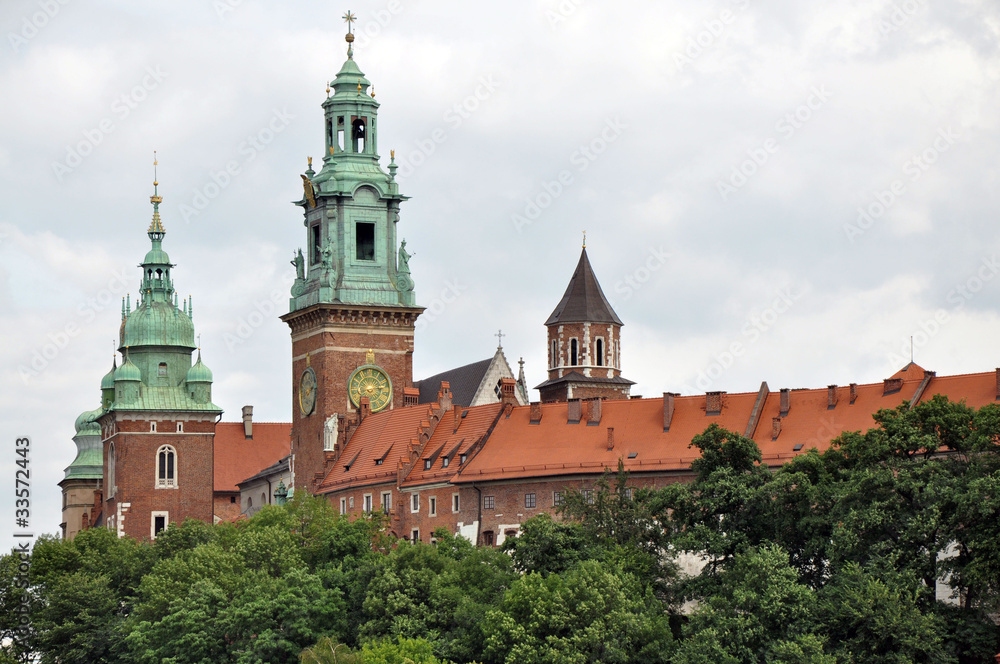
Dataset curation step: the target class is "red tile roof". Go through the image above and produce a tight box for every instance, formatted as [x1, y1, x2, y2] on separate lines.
[317, 402, 502, 493]
[214, 422, 291, 493]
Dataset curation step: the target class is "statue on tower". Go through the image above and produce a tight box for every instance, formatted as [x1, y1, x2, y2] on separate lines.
[290, 249, 306, 297]
[321, 237, 338, 289]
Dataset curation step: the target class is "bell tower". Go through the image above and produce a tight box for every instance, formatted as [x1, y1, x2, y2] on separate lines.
[281, 13, 423, 492]
[535, 242, 634, 402]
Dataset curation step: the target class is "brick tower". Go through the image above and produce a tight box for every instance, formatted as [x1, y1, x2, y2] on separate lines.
[281, 17, 423, 492]
[99, 171, 222, 540]
[535, 244, 634, 402]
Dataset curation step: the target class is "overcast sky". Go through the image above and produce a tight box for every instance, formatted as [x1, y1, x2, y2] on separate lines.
[1, 0, 998, 550]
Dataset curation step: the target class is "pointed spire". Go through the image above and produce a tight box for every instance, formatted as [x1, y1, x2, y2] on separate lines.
[148, 151, 165, 237]
[545, 247, 623, 326]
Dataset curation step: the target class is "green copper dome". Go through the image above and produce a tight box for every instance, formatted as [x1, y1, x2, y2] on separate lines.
[186, 351, 213, 383]
[73, 407, 103, 436]
[122, 300, 195, 349]
[100, 358, 117, 391]
[143, 244, 171, 265]
[115, 355, 142, 382]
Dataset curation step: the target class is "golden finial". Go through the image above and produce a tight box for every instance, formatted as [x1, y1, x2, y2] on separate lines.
[357, 81, 362, 95]
[370, 86, 375, 99]
[326, 82, 331, 98]
[149, 151, 165, 234]
[307, 156, 313, 170]
[582, 230, 586, 248]
[390, 149, 395, 159]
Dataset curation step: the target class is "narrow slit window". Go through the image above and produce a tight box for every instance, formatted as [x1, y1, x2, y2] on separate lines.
[570, 339, 578, 366]
[356, 222, 375, 261]
[596, 339, 604, 366]
[311, 225, 321, 265]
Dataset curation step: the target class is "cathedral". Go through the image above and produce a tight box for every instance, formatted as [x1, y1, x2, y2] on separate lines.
[60, 19, 1000, 544]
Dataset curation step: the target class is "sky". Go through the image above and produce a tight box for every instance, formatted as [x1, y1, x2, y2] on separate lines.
[1, 0, 998, 551]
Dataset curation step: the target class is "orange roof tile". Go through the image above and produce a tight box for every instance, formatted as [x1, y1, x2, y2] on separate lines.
[317, 402, 503, 493]
[456, 393, 762, 483]
[214, 422, 291, 493]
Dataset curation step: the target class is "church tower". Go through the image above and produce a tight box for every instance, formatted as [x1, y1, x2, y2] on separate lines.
[99, 167, 222, 540]
[281, 15, 423, 492]
[535, 244, 634, 402]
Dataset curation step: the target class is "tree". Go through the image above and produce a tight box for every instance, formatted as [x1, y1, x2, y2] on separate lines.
[673, 545, 834, 664]
[482, 559, 673, 664]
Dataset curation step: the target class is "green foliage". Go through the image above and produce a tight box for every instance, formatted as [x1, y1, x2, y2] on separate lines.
[502, 512, 591, 576]
[482, 559, 673, 664]
[361, 636, 446, 664]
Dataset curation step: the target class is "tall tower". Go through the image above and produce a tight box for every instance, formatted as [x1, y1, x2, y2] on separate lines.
[99, 168, 222, 540]
[281, 14, 423, 491]
[535, 245, 634, 402]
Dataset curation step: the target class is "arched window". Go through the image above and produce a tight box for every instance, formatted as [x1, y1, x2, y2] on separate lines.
[108, 443, 116, 497]
[570, 339, 578, 366]
[596, 338, 604, 366]
[156, 445, 177, 488]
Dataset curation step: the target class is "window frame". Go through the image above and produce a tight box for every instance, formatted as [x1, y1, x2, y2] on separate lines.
[155, 445, 177, 489]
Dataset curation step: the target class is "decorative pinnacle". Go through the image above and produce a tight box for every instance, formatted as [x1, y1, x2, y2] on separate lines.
[343, 10, 356, 58]
[582, 230, 586, 249]
[148, 151, 165, 235]
[370, 86, 375, 99]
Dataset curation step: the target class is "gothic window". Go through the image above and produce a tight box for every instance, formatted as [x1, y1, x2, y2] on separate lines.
[596, 338, 604, 366]
[108, 443, 116, 497]
[156, 445, 176, 488]
[356, 222, 375, 261]
[570, 339, 578, 366]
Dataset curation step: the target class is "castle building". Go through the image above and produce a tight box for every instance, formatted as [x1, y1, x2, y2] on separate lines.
[61, 16, 1000, 547]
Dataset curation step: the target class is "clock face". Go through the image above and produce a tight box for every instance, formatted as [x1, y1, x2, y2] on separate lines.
[299, 367, 317, 416]
[348, 366, 392, 412]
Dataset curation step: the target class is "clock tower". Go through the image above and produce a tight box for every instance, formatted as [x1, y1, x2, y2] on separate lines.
[281, 15, 423, 492]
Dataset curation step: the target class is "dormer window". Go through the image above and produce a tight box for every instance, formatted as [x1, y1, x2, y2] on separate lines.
[158, 363, 167, 377]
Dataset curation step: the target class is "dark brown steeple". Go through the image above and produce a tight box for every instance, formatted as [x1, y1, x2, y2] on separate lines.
[545, 248, 623, 326]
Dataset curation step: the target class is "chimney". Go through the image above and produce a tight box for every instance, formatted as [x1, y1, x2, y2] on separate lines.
[359, 397, 371, 421]
[849, 383, 858, 404]
[587, 398, 602, 426]
[827, 385, 838, 410]
[883, 378, 903, 395]
[779, 388, 790, 417]
[568, 398, 582, 424]
[772, 417, 782, 440]
[529, 402, 542, 424]
[242, 405, 253, 439]
[607, 427, 615, 450]
[706, 391, 724, 415]
[499, 377, 517, 407]
[452, 404, 462, 429]
[438, 381, 453, 411]
[404, 387, 419, 407]
[663, 393, 676, 432]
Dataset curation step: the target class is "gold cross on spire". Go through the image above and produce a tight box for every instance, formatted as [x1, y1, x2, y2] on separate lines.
[342, 10, 356, 32]
[343, 10, 357, 57]
[582, 230, 587, 248]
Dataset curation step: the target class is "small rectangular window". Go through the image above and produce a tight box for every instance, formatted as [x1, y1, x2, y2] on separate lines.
[429, 496, 437, 516]
[158, 362, 167, 376]
[624, 488, 633, 500]
[356, 222, 375, 261]
[553, 491, 564, 506]
[442, 457, 449, 468]
[363, 494, 372, 513]
[584, 489, 594, 505]
[176, 422, 183, 433]
[311, 225, 321, 265]
[525, 493, 536, 509]
[411, 494, 419, 513]
[381, 491, 392, 513]
[482, 530, 494, 547]
[424, 459, 431, 470]
[452, 493, 460, 513]
[411, 529, 420, 543]
[340, 498, 347, 515]
[150, 422, 157, 433]
[483, 495, 495, 510]
[349, 496, 354, 508]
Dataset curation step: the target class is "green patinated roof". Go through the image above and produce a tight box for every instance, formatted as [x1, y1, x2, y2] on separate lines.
[122, 300, 195, 349]
[143, 243, 171, 265]
[100, 358, 117, 390]
[109, 385, 221, 413]
[115, 355, 142, 382]
[186, 351, 213, 383]
[65, 407, 104, 480]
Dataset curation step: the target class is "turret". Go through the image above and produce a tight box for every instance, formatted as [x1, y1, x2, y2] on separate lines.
[186, 350, 214, 404]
